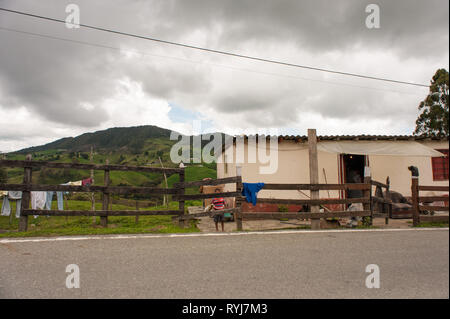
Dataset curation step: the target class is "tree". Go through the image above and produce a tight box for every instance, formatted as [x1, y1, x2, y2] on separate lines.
[414, 68, 449, 137]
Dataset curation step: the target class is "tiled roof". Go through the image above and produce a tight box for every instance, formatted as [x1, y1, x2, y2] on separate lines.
[231, 134, 448, 142]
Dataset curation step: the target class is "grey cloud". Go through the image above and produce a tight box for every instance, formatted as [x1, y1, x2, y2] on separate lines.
[0, 0, 448, 142]
[150, 0, 449, 58]
[123, 60, 212, 100]
[0, 0, 213, 127]
[0, 1, 114, 126]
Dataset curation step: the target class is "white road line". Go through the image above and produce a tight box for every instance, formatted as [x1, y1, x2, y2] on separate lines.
[0, 227, 448, 244]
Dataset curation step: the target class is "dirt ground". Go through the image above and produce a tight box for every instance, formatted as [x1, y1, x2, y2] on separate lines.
[195, 215, 414, 232]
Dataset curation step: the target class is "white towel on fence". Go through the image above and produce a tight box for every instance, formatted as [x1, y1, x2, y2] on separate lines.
[31, 191, 47, 209]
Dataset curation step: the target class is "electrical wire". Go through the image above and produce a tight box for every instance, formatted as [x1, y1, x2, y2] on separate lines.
[0, 26, 426, 96]
[0, 7, 430, 88]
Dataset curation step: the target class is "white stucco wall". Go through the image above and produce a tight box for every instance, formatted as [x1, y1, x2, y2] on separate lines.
[217, 140, 340, 199]
[370, 141, 448, 196]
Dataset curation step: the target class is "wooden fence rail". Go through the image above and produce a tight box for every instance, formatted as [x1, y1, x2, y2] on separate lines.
[241, 197, 369, 205]
[257, 183, 370, 191]
[174, 176, 240, 188]
[0, 159, 184, 174]
[174, 191, 242, 200]
[241, 210, 372, 220]
[0, 183, 178, 194]
[23, 210, 182, 216]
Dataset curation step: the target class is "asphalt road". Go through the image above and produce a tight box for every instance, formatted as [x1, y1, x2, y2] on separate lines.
[0, 228, 448, 298]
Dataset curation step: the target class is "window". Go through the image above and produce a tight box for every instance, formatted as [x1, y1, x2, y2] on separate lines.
[432, 149, 449, 181]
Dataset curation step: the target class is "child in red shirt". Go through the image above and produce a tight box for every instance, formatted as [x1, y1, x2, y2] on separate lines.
[212, 188, 226, 231]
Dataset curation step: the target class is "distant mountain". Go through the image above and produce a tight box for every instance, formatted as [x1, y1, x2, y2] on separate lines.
[17, 125, 175, 154]
[5, 125, 228, 188]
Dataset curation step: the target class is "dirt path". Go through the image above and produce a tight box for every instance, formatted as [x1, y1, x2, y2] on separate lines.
[195, 216, 414, 232]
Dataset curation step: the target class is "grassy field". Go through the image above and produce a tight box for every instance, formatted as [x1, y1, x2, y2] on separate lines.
[1, 159, 217, 238]
[0, 200, 201, 238]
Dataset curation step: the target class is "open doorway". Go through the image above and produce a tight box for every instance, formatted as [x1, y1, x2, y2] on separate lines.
[340, 154, 366, 199]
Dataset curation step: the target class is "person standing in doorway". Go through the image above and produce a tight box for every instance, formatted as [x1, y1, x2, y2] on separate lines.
[347, 169, 363, 227]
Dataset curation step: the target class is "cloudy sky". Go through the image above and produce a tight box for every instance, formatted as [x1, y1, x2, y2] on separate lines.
[0, 0, 448, 152]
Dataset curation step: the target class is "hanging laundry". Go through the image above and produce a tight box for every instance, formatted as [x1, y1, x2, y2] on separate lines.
[31, 191, 47, 210]
[241, 183, 265, 206]
[8, 191, 22, 200]
[1, 192, 22, 218]
[1, 196, 11, 216]
[82, 177, 93, 186]
[45, 191, 64, 210]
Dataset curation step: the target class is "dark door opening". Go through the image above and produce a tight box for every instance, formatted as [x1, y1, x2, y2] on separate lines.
[341, 154, 366, 200]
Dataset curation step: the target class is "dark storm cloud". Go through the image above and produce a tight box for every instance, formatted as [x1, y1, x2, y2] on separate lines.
[151, 0, 449, 58]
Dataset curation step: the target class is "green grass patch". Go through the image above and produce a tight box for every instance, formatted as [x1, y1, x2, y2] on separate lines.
[0, 200, 200, 238]
[166, 165, 217, 187]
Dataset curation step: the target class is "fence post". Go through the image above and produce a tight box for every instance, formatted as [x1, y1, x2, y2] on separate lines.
[308, 129, 321, 230]
[19, 154, 32, 232]
[178, 167, 186, 228]
[135, 200, 139, 224]
[408, 166, 420, 226]
[385, 177, 391, 224]
[90, 146, 96, 226]
[235, 165, 243, 231]
[101, 160, 110, 227]
[363, 166, 372, 226]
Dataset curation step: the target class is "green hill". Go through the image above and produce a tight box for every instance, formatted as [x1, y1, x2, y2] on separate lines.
[17, 125, 174, 154]
[3, 125, 227, 194]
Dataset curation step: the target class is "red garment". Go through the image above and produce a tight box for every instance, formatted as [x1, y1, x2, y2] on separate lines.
[82, 178, 93, 186]
[212, 197, 225, 210]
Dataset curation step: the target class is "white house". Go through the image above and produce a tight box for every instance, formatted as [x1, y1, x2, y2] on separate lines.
[217, 134, 448, 212]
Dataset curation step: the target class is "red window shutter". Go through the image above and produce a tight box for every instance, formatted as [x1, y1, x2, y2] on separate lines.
[432, 149, 449, 181]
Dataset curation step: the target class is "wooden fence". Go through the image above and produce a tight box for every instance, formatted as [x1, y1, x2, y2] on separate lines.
[409, 166, 449, 226]
[235, 182, 372, 230]
[0, 157, 389, 232]
[0, 157, 186, 231]
[2, 157, 446, 232]
[173, 163, 376, 230]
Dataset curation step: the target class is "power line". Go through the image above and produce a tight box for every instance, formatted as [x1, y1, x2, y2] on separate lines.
[0, 26, 425, 96]
[0, 7, 430, 88]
